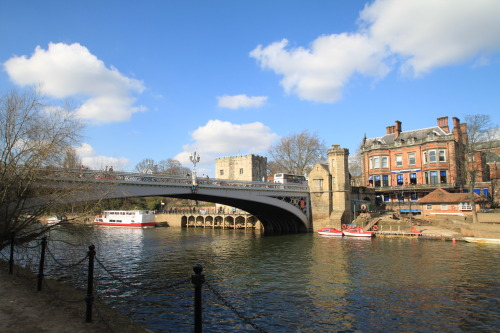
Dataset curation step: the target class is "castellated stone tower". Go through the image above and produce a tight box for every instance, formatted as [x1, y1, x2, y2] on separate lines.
[308, 144, 352, 229]
[215, 154, 267, 182]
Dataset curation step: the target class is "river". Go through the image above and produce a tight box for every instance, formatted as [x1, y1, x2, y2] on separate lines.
[44, 227, 499, 332]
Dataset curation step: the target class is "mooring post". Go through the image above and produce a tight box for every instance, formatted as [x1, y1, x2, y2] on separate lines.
[8, 232, 15, 275]
[85, 245, 96, 323]
[37, 237, 48, 291]
[191, 263, 205, 333]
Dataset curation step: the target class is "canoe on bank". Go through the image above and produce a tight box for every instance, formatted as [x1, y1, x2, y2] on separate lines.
[463, 237, 500, 244]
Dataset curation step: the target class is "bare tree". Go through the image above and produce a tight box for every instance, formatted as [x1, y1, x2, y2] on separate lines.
[268, 130, 327, 176]
[134, 158, 189, 176]
[158, 158, 190, 176]
[0, 89, 91, 249]
[348, 144, 363, 186]
[463, 114, 497, 223]
[62, 147, 82, 169]
[134, 158, 157, 174]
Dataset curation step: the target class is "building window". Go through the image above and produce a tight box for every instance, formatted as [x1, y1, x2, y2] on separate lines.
[369, 158, 373, 169]
[426, 204, 433, 210]
[239, 168, 244, 174]
[313, 179, 323, 190]
[220, 170, 224, 176]
[383, 195, 389, 202]
[423, 151, 428, 164]
[460, 202, 472, 210]
[429, 150, 437, 163]
[441, 204, 448, 210]
[374, 175, 381, 187]
[382, 156, 388, 168]
[373, 156, 380, 168]
[439, 150, 446, 162]
[440, 171, 447, 183]
[397, 174, 404, 185]
[410, 173, 417, 185]
[396, 154, 403, 167]
[398, 193, 405, 201]
[382, 175, 389, 187]
[408, 152, 416, 166]
[410, 193, 418, 201]
[430, 171, 438, 184]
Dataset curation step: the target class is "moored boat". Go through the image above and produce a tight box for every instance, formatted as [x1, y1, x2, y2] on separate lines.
[463, 237, 500, 244]
[94, 210, 155, 228]
[317, 227, 343, 236]
[343, 227, 374, 237]
[46, 215, 68, 225]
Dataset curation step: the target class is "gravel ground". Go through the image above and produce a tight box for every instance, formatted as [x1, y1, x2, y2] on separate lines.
[0, 261, 149, 333]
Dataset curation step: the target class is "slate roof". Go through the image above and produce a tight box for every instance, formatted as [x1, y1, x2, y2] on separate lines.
[417, 188, 487, 204]
[364, 126, 452, 146]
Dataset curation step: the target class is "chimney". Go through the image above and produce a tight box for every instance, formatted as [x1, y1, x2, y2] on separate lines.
[437, 116, 449, 132]
[395, 120, 402, 138]
[452, 117, 461, 142]
[386, 126, 394, 134]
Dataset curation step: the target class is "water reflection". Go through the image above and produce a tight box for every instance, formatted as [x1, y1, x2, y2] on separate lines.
[43, 227, 499, 332]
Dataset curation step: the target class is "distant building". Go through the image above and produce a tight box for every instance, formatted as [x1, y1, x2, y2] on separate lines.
[215, 154, 267, 182]
[360, 116, 492, 210]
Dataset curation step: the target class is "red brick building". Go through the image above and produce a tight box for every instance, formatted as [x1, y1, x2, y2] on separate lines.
[418, 188, 487, 216]
[360, 116, 475, 211]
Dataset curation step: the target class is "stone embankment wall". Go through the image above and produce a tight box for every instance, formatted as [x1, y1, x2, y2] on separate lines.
[154, 213, 182, 227]
[430, 213, 500, 238]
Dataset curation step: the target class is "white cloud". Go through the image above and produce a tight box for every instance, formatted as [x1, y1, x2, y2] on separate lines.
[174, 120, 279, 167]
[361, 0, 500, 76]
[251, 36, 389, 103]
[251, 0, 500, 103]
[217, 94, 268, 109]
[76, 143, 129, 170]
[4, 42, 146, 124]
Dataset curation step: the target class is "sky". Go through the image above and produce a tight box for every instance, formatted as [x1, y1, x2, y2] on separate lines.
[1, 0, 499, 175]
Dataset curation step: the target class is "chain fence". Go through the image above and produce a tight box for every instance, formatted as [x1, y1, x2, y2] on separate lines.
[1, 234, 270, 332]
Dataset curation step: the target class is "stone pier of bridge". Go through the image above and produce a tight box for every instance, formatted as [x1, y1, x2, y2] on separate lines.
[154, 213, 262, 229]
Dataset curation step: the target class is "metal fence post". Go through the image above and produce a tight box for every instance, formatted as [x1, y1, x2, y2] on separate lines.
[9, 232, 15, 275]
[37, 237, 48, 291]
[85, 245, 96, 323]
[191, 264, 205, 333]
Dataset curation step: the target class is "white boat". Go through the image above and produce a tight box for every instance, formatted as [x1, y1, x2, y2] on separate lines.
[463, 237, 500, 244]
[343, 227, 374, 237]
[94, 210, 155, 228]
[46, 215, 68, 225]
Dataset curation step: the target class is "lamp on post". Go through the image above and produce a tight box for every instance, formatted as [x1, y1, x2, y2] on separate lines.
[189, 151, 200, 186]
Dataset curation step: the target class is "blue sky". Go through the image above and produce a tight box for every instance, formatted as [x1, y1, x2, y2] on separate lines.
[1, 0, 499, 175]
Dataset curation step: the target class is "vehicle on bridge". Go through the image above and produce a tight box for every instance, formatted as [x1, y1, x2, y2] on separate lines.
[273, 173, 307, 185]
[94, 210, 156, 228]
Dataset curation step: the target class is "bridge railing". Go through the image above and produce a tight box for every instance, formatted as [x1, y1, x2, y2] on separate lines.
[44, 168, 310, 192]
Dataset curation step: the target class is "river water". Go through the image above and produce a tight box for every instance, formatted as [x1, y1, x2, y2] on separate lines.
[44, 227, 499, 332]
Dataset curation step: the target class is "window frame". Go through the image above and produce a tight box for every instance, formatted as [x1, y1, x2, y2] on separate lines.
[395, 154, 403, 167]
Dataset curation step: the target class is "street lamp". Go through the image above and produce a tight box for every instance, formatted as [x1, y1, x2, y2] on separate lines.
[189, 151, 200, 186]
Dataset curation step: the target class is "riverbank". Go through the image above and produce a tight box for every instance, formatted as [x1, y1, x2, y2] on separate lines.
[0, 261, 149, 333]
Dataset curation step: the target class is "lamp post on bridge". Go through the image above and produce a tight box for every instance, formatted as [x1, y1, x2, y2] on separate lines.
[190, 152, 200, 186]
